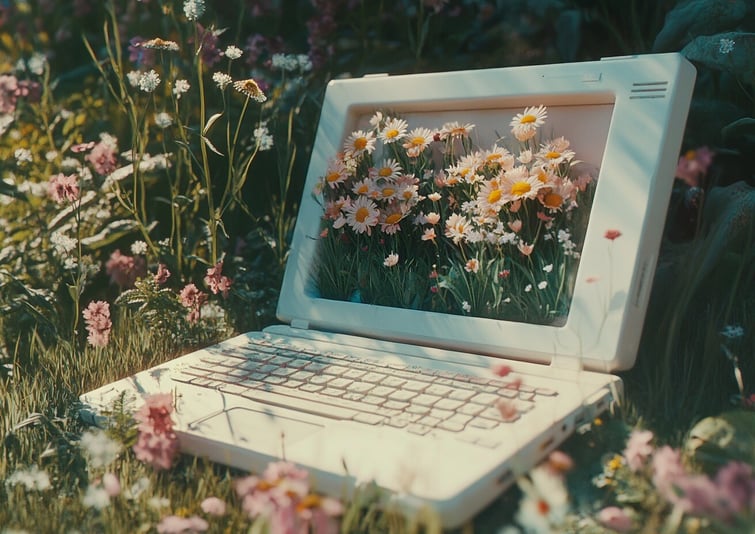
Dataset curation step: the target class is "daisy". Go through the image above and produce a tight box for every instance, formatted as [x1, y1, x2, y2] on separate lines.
[379, 117, 409, 144]
[427, 192, 442, 202]
[540, 180, 576, 211]
[343, 196, 379, 234]
[476, 177, 505, 215]
[380, 208, 405, 234]
[351, 178, 373, 197]
[424, 212, 440, 225]
[439, 121, 475, 140]
[510, 105, 547, 142]
[444, 213, 471, 244]
[323, 158, 349, 188]
[383, 252, 399, 267]
[343, 129, 376, 157]
[369, 158, 402, 180]
[395, 182, 419, 204]
[481, 145, 515, 170]
[370, 180, 398, 201]
[537, 137, 575, 167]
[515, 466, 570, 533]
[402, 127, 434, 157]
[500, 166, 545, 202]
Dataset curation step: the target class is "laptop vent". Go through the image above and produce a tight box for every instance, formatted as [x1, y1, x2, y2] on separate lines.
[629, 81, 668, 99]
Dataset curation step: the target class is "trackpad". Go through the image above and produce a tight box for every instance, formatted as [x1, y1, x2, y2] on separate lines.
[188, 407, 323, 456]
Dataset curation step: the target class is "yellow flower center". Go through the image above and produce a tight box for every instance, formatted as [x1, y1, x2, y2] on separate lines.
[402, 190, 413, 200]
[536, 169, 548, 183]
[544, 192, 563, 208]
[385, 213, 402, 225]
[685, 149, 696, 160]
[545, 151, 561, 160]
[520, 114, 536, 124]
[357, 184, 369, 194]
[326, 172, 341, 183]
[486, 153, 501, 162]
[385, 129, 399, 139]
[381, 187, 395, 197]
[511, 181, 531, 196]
[296, 494, 322, 512]
[355, 207, 370, 223]
[487, 189, 502, 204]
[353, 137, 368, 150]
[411, 136, 426, 146]
[378, 167, 393, 177]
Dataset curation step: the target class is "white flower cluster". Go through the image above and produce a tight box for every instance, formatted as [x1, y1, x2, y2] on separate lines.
[183, 0, 205, 21]
[253, 122, 274, 151]
[173, 79, 190, 99]
[138, 70, 161, 93]
[212, 72, 233, 90]
[224, 45, 243, 60]
[271, 53, 313, 72]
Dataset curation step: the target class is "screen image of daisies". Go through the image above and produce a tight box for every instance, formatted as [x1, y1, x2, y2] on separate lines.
[313, 104, 606, 326]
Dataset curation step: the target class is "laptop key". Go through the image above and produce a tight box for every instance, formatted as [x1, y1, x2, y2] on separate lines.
[353, 413, 385, 425]
[406, 423, 432, 436]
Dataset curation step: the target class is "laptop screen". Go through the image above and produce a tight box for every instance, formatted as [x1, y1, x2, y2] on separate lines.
[278, 54, 695, 371]
[311, 103, 614, 327]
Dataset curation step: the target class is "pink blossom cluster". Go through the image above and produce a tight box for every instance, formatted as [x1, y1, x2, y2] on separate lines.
[47, 173, 80, 203]
[676, 146, 714, 188]
[623, 429, 755, 523]
[82, 300, 112, 347]
[84, 139, 118, 176]
[132, 393, 178, 470]
[0, 74, 41, 114]
[105, 250, 147, 289]
[179, 283, 208, 324]
[234, 461, 343, 534]
[203, 261, 232, 298]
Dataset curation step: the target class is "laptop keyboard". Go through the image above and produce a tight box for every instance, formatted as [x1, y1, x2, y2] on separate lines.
[170, 336, 558, 448]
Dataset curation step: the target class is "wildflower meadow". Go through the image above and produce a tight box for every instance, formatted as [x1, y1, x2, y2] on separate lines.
[1, 1, 753, 533]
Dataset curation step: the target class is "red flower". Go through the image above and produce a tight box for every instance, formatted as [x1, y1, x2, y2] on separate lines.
[604, 229, 622, 241]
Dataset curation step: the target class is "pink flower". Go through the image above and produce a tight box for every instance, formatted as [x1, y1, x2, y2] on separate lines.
[715, 461, 755, 515]
[71, 141, 95, 153]
[546, 450, 574, 474]
[85, 140, 118, 176]
[597, 506, 633, 532]
[82, 300, 112, 347]
[495, 399, 518, 422]
[0, 74, 20, 114]
[179, 283, 208, 324]
[48, 173, 80, 203]
[133, 393, 178, 470]
[517, 241, 534, 256]
[491, 364, 512, 377]
[200, 496, 227, 516]
[156, 515, 208, 534]
[676, 146, 714, 188]
[154, 263, 171, 285]
[102, 472, 121, 497]
[651, 446, 688, 505]
[105, 250, 146, 289]
[203, 261, 232, 298]
[623, 429, 654, 471]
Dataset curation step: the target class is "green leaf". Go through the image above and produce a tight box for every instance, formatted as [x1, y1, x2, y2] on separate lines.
[681, 32, 755, 85]
[652, 0, 748, 52]
[80, 220, 141, 249]
[721, 116, 755, 145]
[202, 112, 223, 135]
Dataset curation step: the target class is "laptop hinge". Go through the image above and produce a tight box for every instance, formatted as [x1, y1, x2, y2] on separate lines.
[550, 354, 582, 371]
[290, 318, 309, 330]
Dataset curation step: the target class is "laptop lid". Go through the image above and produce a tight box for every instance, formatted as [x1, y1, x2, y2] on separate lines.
[278, 53, 695, 372]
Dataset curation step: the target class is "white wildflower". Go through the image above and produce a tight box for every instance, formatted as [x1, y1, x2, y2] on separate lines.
[538, 281, 548, 290]
[80, 429, 121, 469]
[224, 45, 242, 60]
[50, 231, 78, 255]
[0, 113, 14, 135]
[212, 72, 233, 90]
[6, 465, 51, 491]
[82, 485, 110, 510]
[126, 70, 140, 88]
[383, 252, 399, 267]
[173, 79, 190, 99]
[253, 122, 274, 151]
[718, 38, 735, 55]
[130, 240, 148, 255]
[14, 148, 32, 165]
[137, 70, 161, 93]
[462, 301, 471, 313]
[154, 112, 173, 128]
[27, 52, 48, 75]
[183, 0, 205, 21]
[542, 264, 553, 273]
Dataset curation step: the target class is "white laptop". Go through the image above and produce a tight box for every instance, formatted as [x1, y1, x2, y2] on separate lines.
[81, 53, 695, 528]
